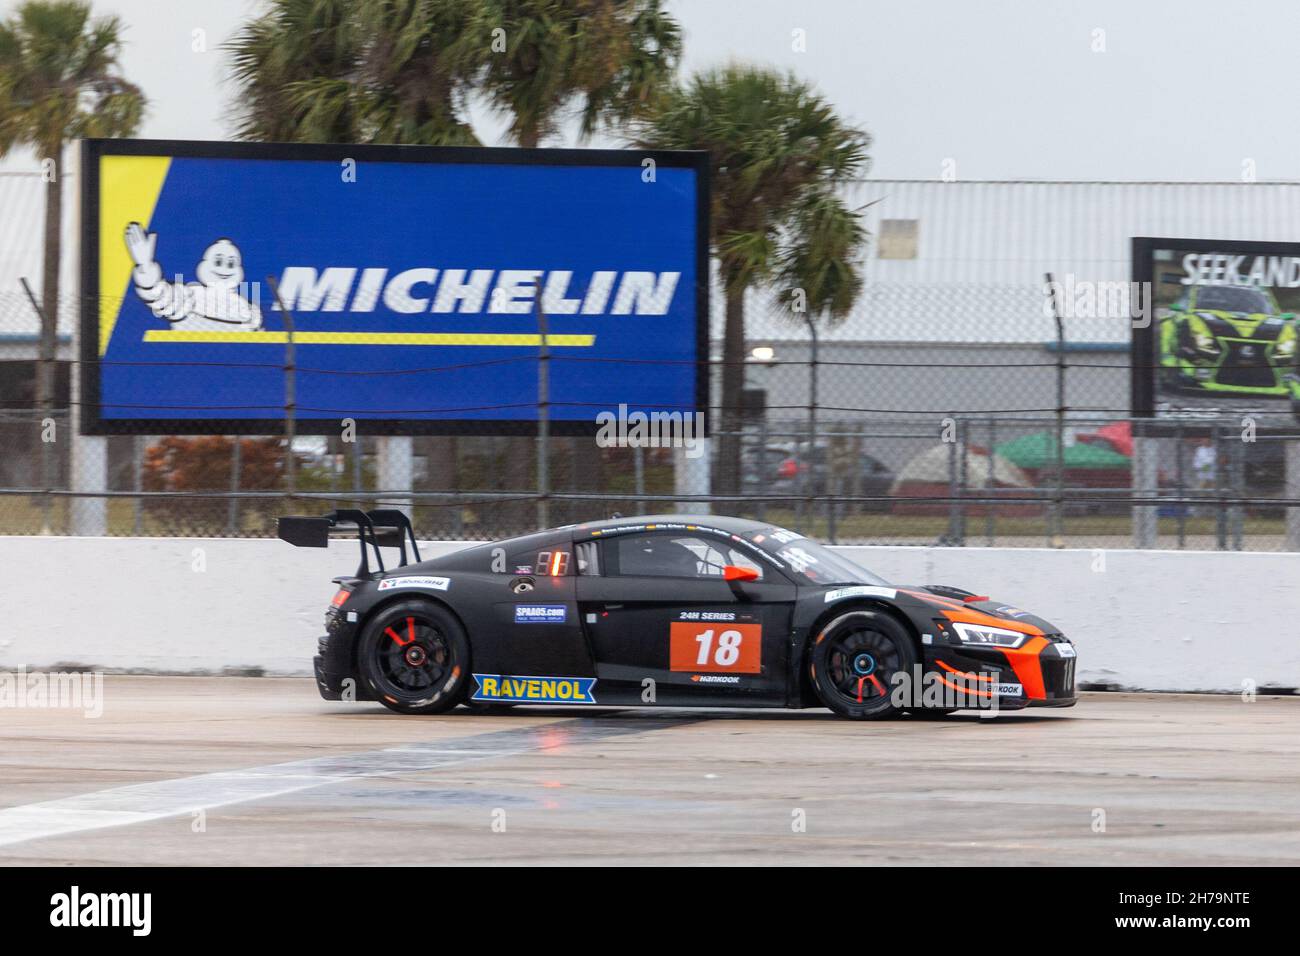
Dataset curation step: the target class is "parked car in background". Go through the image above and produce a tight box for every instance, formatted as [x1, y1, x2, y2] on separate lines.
[741, 440, 895, 510]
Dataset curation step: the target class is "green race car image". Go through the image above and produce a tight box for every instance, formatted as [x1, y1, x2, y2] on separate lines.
[1158, 283, 1298, 397]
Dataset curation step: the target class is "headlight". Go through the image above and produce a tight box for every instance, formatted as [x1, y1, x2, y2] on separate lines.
[951, 621, 1027, 649]
[1277, 338, 1295, 358]
[1194, 330, 1215, 350]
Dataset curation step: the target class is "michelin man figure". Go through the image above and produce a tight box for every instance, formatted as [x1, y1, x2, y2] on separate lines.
[124, 222, 262, 330]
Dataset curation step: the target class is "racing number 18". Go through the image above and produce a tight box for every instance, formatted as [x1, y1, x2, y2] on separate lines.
[669, 622, 762, 674]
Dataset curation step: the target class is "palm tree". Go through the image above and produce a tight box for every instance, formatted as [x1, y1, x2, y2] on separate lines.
[225, 0, 480, 146]
[0, 0, 145, 452]
[633, 65, 870, 496]
[470, 0, 680, 147]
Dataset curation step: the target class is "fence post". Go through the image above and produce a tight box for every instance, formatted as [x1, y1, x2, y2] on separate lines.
[1045, 273, 1066, 548]
[1175, 421, 1185, 548]
[946, 415, 960, 544]
[19, 277, 53, 534]
[352, 435, 364, 507]
[267, 276, 297, 505]
[633, 444, 646, 514]
[957, 419, 968, 546]
[984, 416, 996, 547]
[805, 315, 819, 535]
[536, 291, 550, 529]
[1286, 434, 1300, 551]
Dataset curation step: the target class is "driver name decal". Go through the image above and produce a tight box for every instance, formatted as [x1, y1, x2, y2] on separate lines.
[824, 585, 897, 602]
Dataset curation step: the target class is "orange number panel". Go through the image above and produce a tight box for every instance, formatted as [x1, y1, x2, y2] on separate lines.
[669, 622, 762, 674]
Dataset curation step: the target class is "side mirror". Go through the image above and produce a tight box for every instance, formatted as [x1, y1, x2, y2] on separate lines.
[723, 565, 760, 583]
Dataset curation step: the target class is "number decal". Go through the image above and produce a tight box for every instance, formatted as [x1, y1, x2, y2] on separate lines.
[670, 622, 762, 673]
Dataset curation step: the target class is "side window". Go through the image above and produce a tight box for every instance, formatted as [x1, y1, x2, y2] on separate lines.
[613, 533, 763, 580]
[575, 541, 600, 576]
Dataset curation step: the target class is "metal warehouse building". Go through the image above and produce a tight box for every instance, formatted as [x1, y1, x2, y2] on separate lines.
[732, 178, 1300, 451]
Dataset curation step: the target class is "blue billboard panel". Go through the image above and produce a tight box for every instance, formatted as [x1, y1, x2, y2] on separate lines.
[80, 140, 708, 435]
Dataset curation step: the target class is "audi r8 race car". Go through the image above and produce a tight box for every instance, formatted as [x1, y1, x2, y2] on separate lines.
[279, 511, 1077, 720]
[1158, 282, 1298, 397]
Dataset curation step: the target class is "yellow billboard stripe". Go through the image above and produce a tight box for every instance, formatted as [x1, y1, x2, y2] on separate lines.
[141, 330, 596, 347]
[99, 155, 172, 356]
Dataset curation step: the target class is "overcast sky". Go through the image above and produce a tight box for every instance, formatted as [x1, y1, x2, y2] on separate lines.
[3, 0, 1300, 180]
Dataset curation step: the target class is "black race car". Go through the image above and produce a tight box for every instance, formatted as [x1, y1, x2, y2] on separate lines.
[279, 511, 1077, 720]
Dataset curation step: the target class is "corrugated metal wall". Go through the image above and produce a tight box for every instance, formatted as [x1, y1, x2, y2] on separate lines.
[0, 170, 78, 343]
[739, 179, 1300, 344]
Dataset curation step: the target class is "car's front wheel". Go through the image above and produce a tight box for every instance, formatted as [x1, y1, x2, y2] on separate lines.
[809, 609, 916, 720]
[357, 599, 470, 715]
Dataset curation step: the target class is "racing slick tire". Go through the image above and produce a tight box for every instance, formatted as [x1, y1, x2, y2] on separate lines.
[357, 599, 471, 715]
[809, 609, 917, 720]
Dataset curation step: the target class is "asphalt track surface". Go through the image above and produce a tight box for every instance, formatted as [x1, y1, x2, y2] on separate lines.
[1, 677, 1297, 865]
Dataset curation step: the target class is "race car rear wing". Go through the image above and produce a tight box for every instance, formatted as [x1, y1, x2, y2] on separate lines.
[277, 509, 422, 576]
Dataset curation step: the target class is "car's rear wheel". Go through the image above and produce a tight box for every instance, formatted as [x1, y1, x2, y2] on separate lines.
[809, 609, 916, 720]
[357, 599, 469, 715]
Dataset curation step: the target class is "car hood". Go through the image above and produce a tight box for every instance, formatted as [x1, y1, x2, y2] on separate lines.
[899, 583, 1060, 635]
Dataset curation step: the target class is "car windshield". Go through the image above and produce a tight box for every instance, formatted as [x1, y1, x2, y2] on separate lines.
[1194, 284, 1274, 314]
[744, 527, 890, 586]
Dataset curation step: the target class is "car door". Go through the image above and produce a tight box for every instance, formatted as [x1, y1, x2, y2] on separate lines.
[574, 530, 796, 706]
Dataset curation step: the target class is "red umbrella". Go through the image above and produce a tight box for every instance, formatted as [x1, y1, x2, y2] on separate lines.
[1077, 420, 1132, 458]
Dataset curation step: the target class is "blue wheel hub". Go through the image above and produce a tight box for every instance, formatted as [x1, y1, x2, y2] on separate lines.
[852, 652, 876, 676]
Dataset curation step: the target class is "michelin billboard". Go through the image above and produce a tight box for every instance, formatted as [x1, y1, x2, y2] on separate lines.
[80, 139, 708, 435]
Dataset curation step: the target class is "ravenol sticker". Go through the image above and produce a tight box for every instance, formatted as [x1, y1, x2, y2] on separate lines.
[377, 575, 450, 592]
[515, 604, 568, 624]
[824, 585, 897, 602]
[471, 674, 596, 704]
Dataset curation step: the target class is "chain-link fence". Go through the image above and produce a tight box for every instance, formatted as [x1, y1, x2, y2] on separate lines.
[5, 283, 1300, 550]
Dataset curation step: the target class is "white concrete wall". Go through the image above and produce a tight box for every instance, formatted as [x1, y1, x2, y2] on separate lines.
[2, 537, 1297, 692]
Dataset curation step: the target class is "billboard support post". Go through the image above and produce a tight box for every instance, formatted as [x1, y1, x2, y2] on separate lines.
[376, 437, 414, 520]
[1131, 432, 1157, 548]
[227, 435, 241, 535]
[68, 143, 107, 536]
[674, 440, 710, 514]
